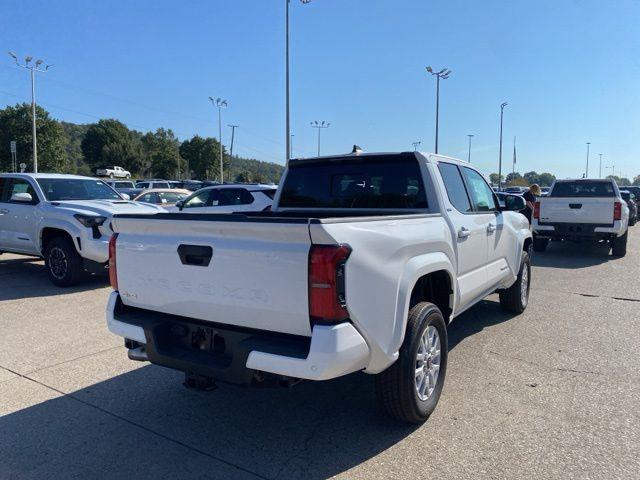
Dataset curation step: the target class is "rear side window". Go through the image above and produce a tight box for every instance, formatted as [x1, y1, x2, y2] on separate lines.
[462, 167, 497, 212]
[438, 163, 473, 213]
[280, 156, 427, 209]
[551, 181, 615, 197]
[217, 189, 254, 206]
[137, 182, 149, 188]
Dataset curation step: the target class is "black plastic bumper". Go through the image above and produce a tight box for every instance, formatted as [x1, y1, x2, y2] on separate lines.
[112, 296, 311, 386]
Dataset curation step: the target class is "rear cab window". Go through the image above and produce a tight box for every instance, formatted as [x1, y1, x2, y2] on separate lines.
[279, 154, 428, 210]
[550, 181, 615, 197]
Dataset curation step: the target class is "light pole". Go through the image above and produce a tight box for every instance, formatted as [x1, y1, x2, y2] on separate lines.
[228, 124, 239, 161]
[290, 134, 295, 156]
[8, 52, 52, 173]
[585, 142, 591, 178]
[412, 141, 421, 152]
[209, 97, 227, 182]
[498, 102, 508, 190]
[425, 66, 451, 154]
[598, 153, 603, 178]
[310, 121, 330, 157]
[286, 0, 311, 163]
[467, 134, 474, 162]
[606, 165, 615, 178]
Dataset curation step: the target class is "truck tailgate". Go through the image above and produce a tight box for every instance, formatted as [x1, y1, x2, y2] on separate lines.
[111, 215, 312, 337]
[540, 197, 614, 224]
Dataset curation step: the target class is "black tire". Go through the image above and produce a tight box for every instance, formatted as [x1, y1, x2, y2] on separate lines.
[612, 231, 628, 257]
[375, 302, 448, 424]
[499, 251, 531, 313]
[532, 236, 549, 252]
[629, 215, 636, 227]
[109, 173, 114, 179]
[125, 174, 131, 179]
[44, 236, 84, 286]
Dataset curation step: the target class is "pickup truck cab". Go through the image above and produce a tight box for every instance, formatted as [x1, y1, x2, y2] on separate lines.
[106, 152, 532, 423]
[532, 178, 629, 256]
[96, 166, 131, 179]
[0, 173, 163, 286]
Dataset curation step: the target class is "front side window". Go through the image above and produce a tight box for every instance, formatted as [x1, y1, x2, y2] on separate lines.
[5, 179, 39, 204]
[462, 167, 497, 212]
[157, 192, 188, 204]
[438, 162, 473, 213]
[183, 190, 210, 208]
[37, 179, 121, 201]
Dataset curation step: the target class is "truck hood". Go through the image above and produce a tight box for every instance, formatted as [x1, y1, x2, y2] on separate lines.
[50, 199, 164, 217]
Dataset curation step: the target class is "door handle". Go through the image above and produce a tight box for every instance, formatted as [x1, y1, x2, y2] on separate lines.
[487, 223, 496, 234]
[458, 227, 470, 239]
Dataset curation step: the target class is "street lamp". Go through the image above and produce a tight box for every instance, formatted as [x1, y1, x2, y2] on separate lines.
[8, 52, 53, 173]
[228, 124, 239, 161]
[467, 134, 474, 162]
[598, 153, 603, 178]
[208, 97, 227, 182]
[412, 141, 421, 152]
[310, 121, 330, 157]
[425, 66, 451, 154]
[585, 142, 591, 178]
[286, 0, 312, 163]
[498, 102, 508, 190]
[606, 164, 615, 178]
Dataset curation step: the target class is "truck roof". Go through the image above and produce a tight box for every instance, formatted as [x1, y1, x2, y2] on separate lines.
[288, 151, 469, 166]
[0, 173, 99, 181]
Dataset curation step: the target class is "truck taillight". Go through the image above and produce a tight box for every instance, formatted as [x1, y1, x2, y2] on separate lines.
[533, 201, 540, 220]
[614, 201, 622, 221]
[308, 245, 351, 324]
[108, 233, 119, 291]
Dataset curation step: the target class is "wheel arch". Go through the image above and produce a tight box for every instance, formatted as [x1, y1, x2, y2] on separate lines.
[40, 227, 80, 255]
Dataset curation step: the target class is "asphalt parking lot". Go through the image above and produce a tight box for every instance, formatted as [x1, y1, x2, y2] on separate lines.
[1, 237, 639, 480]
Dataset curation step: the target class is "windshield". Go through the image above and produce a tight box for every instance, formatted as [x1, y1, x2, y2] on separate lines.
[37, 178, 122, 201]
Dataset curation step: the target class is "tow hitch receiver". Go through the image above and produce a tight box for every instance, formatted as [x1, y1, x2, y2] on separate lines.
[184, 371, 218, 391]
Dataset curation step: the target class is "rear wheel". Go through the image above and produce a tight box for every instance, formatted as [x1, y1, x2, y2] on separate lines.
[499, 251, 531, 313]
[532, 236, 549, 252]
[629, 215, 636, 227]
[44, 236, 84, 286]
[612, 231, 628, 257]
[375, 302, 448, 424]
[109, 173, 114, 178]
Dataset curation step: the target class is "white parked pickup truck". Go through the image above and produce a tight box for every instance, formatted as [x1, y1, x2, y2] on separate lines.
[106, 152, 532, 423]
[532, 178, 629, 256]
[96, 166, 131, 179]
[0, 174, 163, 286]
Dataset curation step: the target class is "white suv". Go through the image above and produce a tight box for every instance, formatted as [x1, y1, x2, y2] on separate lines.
[171, 184, 277, 213]
[0, 174, 163, 286]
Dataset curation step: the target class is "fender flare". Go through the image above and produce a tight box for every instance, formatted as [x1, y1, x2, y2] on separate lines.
[38, 220, 84, 255]
[388, 252, 456, 361]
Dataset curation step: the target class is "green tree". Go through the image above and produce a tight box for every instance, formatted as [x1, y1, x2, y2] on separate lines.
[537, 172, 556, 187]
[179, 135, 226, 180]
[523, 171, 539, 185]
[505, 172, 524, 185]
[234, 170, 252, 183]
[60, 121, 91, 175]
[0, 103, 67, 172]
[489, 173, 503, 185]
[141, 128, 182, 179]
[633, 175, 640, 186]
[81, 119, 143, 174]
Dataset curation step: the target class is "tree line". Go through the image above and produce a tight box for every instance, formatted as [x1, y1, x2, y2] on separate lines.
[0, 103, 284, 183]
[490, 171, 640, 187]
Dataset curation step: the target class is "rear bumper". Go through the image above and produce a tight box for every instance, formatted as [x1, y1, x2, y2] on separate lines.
[106, 292, 369, 383]
[533, 221, 626, 240]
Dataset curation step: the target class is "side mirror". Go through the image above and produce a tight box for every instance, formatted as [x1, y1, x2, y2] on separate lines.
[176, 200, 184, 211]
[120, 193, 131, 200]
[11, 192, 33, 203]
[503, 194, 526, 212]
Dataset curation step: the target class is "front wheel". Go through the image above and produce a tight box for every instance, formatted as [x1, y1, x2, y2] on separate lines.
[375, 302, 448, 424]
[499, 251, 531, 313]
[109, 173, 114, 178]
[44, 236, 84, 287]
[125, 174, 131, 179]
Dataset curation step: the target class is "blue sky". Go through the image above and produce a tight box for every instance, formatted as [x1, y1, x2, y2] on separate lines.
[1, 0, 639, 179]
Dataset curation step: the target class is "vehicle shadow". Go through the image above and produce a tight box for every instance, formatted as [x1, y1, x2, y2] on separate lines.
[531, 240, 613, 269]
[0, 300, 515, 480]
[0, 256, 109, 301]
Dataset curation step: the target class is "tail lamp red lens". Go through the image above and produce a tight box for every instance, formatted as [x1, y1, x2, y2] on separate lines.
[108, 233, 119, 290]
[533, 201, 540, 220]
[308, 245, 351, 324]
[614, 201, 622, 221]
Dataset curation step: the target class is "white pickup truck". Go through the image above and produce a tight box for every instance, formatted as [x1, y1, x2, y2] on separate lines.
[0, 174, 163, 286]
[96, 166, 131, 179]
[532, 178, 629, 256]
[106, 152, 532, 423]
